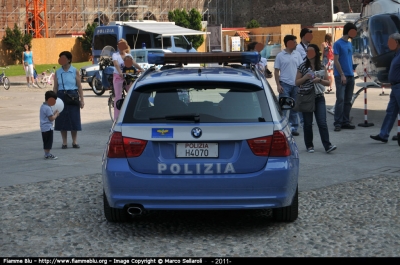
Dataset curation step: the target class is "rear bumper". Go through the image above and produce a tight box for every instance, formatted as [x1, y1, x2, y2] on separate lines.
[81, 75, 93, 82]
[102, 157, 299, 210]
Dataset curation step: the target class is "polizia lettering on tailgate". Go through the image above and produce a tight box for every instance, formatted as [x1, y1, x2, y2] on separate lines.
[158, 163, 235, 174]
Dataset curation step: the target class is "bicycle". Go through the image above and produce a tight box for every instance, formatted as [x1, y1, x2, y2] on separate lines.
[108, 73, 140, 122]
[35, 66, 56, 88]
[0, 67, 10, 90]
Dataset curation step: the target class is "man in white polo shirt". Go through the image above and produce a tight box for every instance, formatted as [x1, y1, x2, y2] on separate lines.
[274, 35, 304, 136]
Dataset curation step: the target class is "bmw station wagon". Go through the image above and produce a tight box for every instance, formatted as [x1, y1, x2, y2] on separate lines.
[102, 52, 299, 222]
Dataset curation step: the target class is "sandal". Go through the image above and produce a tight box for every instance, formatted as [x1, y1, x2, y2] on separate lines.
[62, 145, 67, 149]
[72, 144, 80, 149]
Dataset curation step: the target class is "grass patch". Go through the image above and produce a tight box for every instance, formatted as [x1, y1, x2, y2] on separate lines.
[2, 62, 93, 77]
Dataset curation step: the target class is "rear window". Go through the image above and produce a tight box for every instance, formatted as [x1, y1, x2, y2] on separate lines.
[154, 37, 172, 48]
[174, 35, 189, 48]
[93, 34, 117, 50]
[123, 82, 272, 123]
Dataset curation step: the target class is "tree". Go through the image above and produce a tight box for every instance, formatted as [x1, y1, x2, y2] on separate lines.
[246, 19, 260, 29]
[2, 24, 32, 63]
[168, 8, 204, 50]
[78, 22, 97, 56]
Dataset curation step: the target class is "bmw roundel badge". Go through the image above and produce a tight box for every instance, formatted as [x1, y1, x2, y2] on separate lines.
[191, 127, 202, 138]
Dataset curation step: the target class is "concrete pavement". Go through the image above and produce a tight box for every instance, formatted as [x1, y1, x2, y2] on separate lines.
[9, 75, 58, 86]
[0, 73, 399, 190]
[0, 78, 109, 187]
[8, 75, 39, 86]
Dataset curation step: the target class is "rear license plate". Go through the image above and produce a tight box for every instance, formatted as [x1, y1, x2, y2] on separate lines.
[176, 143, 218, 158]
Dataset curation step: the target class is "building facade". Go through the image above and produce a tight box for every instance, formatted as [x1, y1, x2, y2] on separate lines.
[0, 0, 362, 39]
[228, 0, 361, 28]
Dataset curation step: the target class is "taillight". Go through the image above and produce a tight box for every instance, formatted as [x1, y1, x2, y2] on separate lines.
[247, 131, 291, 157]
[107, 132, 147, 158]
[107, 132, 125, 158]
[123, 137, 147, 157]
[270, 131, 291, 157]
[247, 136, 272, 156]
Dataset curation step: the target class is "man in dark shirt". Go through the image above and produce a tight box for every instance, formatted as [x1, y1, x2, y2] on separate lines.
[370, 33, 400, 144]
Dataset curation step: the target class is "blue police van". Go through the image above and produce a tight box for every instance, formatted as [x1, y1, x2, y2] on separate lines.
[92, 21, 203, 63]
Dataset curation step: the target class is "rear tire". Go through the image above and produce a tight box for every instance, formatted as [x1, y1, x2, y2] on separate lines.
[38, 76, 48, 88]
[3, 77, 10, 90]
[91, 74, 105, 96]
[103, 191, 129, 222]
[273, 186, 298, 222]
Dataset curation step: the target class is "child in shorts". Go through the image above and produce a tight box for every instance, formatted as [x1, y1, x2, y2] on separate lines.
[40, 90, 60, 160]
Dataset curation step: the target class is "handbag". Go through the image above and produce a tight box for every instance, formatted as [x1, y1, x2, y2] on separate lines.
[63, 92, 80, 106]
[61, 73, 80, 106]
[293, 88, 315, 113]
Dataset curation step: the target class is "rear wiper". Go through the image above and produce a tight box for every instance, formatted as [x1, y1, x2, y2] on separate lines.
[150, 113, 200, 122]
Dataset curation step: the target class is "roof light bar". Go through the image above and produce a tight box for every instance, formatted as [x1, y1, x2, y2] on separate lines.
[148, 52, 260, 65]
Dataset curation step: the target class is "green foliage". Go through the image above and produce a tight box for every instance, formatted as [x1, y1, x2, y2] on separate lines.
[3, 62, 92, 77]
[1, 24, 32, 63]
[78, 23, 97, 55]
[168, 9, 190, 28]
[168, 8, 204, 50]
[246, 19, 260, 29]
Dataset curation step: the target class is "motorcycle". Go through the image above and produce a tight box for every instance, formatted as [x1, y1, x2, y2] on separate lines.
[91, 46, 115, 96]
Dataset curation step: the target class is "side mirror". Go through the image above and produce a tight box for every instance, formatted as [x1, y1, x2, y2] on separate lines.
[279, 96, 295, 110]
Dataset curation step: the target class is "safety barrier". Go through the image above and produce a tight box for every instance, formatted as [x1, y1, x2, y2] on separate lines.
[358, 68, 374, 127]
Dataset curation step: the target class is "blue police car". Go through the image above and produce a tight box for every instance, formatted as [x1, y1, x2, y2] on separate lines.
[102, 52, 299, 222]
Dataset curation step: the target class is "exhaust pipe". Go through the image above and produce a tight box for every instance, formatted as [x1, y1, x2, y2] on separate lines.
[126, 205, 143, 216]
